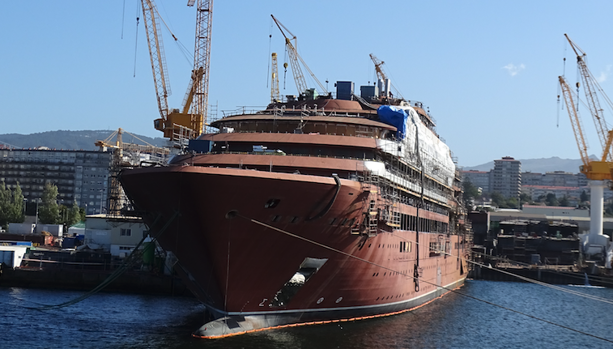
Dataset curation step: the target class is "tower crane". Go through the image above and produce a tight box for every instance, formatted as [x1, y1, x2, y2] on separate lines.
[271, 15, 327, 98]
[558, 75, 613, 253]
[370, 53, 387, 82]
[141, 0, 171, 132]
[271, 52, 280, 103]
[188, 0, 213, 134]
[559, 35, 613, 250]
[141, 0, 212, 141]
[565, 34, 613, 161]
[95, 128, 170, 216]
[369, 53, 403, 100]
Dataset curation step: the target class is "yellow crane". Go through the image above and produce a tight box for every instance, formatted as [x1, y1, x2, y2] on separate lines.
[565, 34, 613, 161]
[95, 128, 170, 216]
[558, 76, 613, 180]
[271, 15, 327, 98]
[369, 53, 403, 100]
[271, 52, 280, 103]
[558, 36, 613, 243]
[369, 53, 387, 82]
[141, 0, 212, 141]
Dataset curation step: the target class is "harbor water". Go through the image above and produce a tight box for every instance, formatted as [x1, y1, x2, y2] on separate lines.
[2, 280, 613, 348]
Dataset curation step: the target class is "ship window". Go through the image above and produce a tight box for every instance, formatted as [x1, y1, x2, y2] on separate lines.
[269, 257, 328, 308]
[265, 198, 280, 208]
[290, 216, 299, 224]
[329, 218, 336, 225]
[271, 215, 281, 222]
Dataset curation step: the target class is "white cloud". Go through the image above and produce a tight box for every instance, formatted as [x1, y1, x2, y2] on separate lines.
[597, 65, 612, 83]
[502, 63, 525, 76]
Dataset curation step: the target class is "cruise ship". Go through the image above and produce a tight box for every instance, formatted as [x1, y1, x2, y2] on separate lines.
[119, 78, 471, 338]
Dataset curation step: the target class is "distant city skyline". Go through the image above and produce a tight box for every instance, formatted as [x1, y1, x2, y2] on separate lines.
[2, 1, 613, 166]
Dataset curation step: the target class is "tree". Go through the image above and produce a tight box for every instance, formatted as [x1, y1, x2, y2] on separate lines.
[519, 193, 532, 209]
[0, 181, 25, 228]
[580, 190, 589, 203]
[9, 182, 25, 224]
[67, 200, 81, 227]
[559, 195, 570, 207]
[0, 181, 9, 228]
[462, 179, 480, 201]
[545, 193, 559, 207]
[506, 197, 518, 209]
[79, 207, 86, 222]
[491, 192, 506, 208]
[39, 182, 60, 224]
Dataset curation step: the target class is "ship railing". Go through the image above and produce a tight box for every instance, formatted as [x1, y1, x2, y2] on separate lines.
[213, 129, 377, 139]
[220, 106, 268, 118]
[218, 107, 373, 119]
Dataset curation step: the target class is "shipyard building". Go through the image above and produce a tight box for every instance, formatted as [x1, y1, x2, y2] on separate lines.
[0, 148, 112, 214]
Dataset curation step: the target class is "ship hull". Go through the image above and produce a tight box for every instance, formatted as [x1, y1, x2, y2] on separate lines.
[120, 165, 468, 338]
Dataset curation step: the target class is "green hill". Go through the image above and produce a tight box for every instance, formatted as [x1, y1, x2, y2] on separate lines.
[0, 130, 167, 151]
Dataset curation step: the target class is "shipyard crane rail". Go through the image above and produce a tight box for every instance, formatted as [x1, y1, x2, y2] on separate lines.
[271, 15, 327, 97]
[565, 34, 613, 161]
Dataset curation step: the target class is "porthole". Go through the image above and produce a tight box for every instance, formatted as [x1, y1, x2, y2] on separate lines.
[265, 199, 280, 208]
[335, 297, 343, 303]
[317, 297, 324, 304]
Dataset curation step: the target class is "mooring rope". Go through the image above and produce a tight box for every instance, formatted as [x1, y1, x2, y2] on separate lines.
[388, 232, 613, 305]
[17, 211, 178, 310]
[239, 213, 613, 344]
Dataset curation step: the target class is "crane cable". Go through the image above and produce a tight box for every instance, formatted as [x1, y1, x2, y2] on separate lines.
[121, 0, 126, 40]
[133, 1, 140, 78]
[235, 212, 613, 344]
[267, 18, 272, 89]
[152, 4, 192, 66]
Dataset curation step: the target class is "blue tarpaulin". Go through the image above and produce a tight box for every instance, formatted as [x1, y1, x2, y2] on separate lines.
[377, 105, 408, 140]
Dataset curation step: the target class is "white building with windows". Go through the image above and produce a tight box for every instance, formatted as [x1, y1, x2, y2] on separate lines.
[0, 148, 113, 214]
[83, 215, 148, 257]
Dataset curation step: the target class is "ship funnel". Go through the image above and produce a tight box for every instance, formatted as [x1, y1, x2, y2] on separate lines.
[377, 78, 392, 98]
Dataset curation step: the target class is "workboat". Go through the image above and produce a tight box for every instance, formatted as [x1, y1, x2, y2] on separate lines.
[120, 79, 471, 338]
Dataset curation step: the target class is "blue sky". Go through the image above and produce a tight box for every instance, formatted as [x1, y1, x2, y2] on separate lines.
[1, 1, 613, 167]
